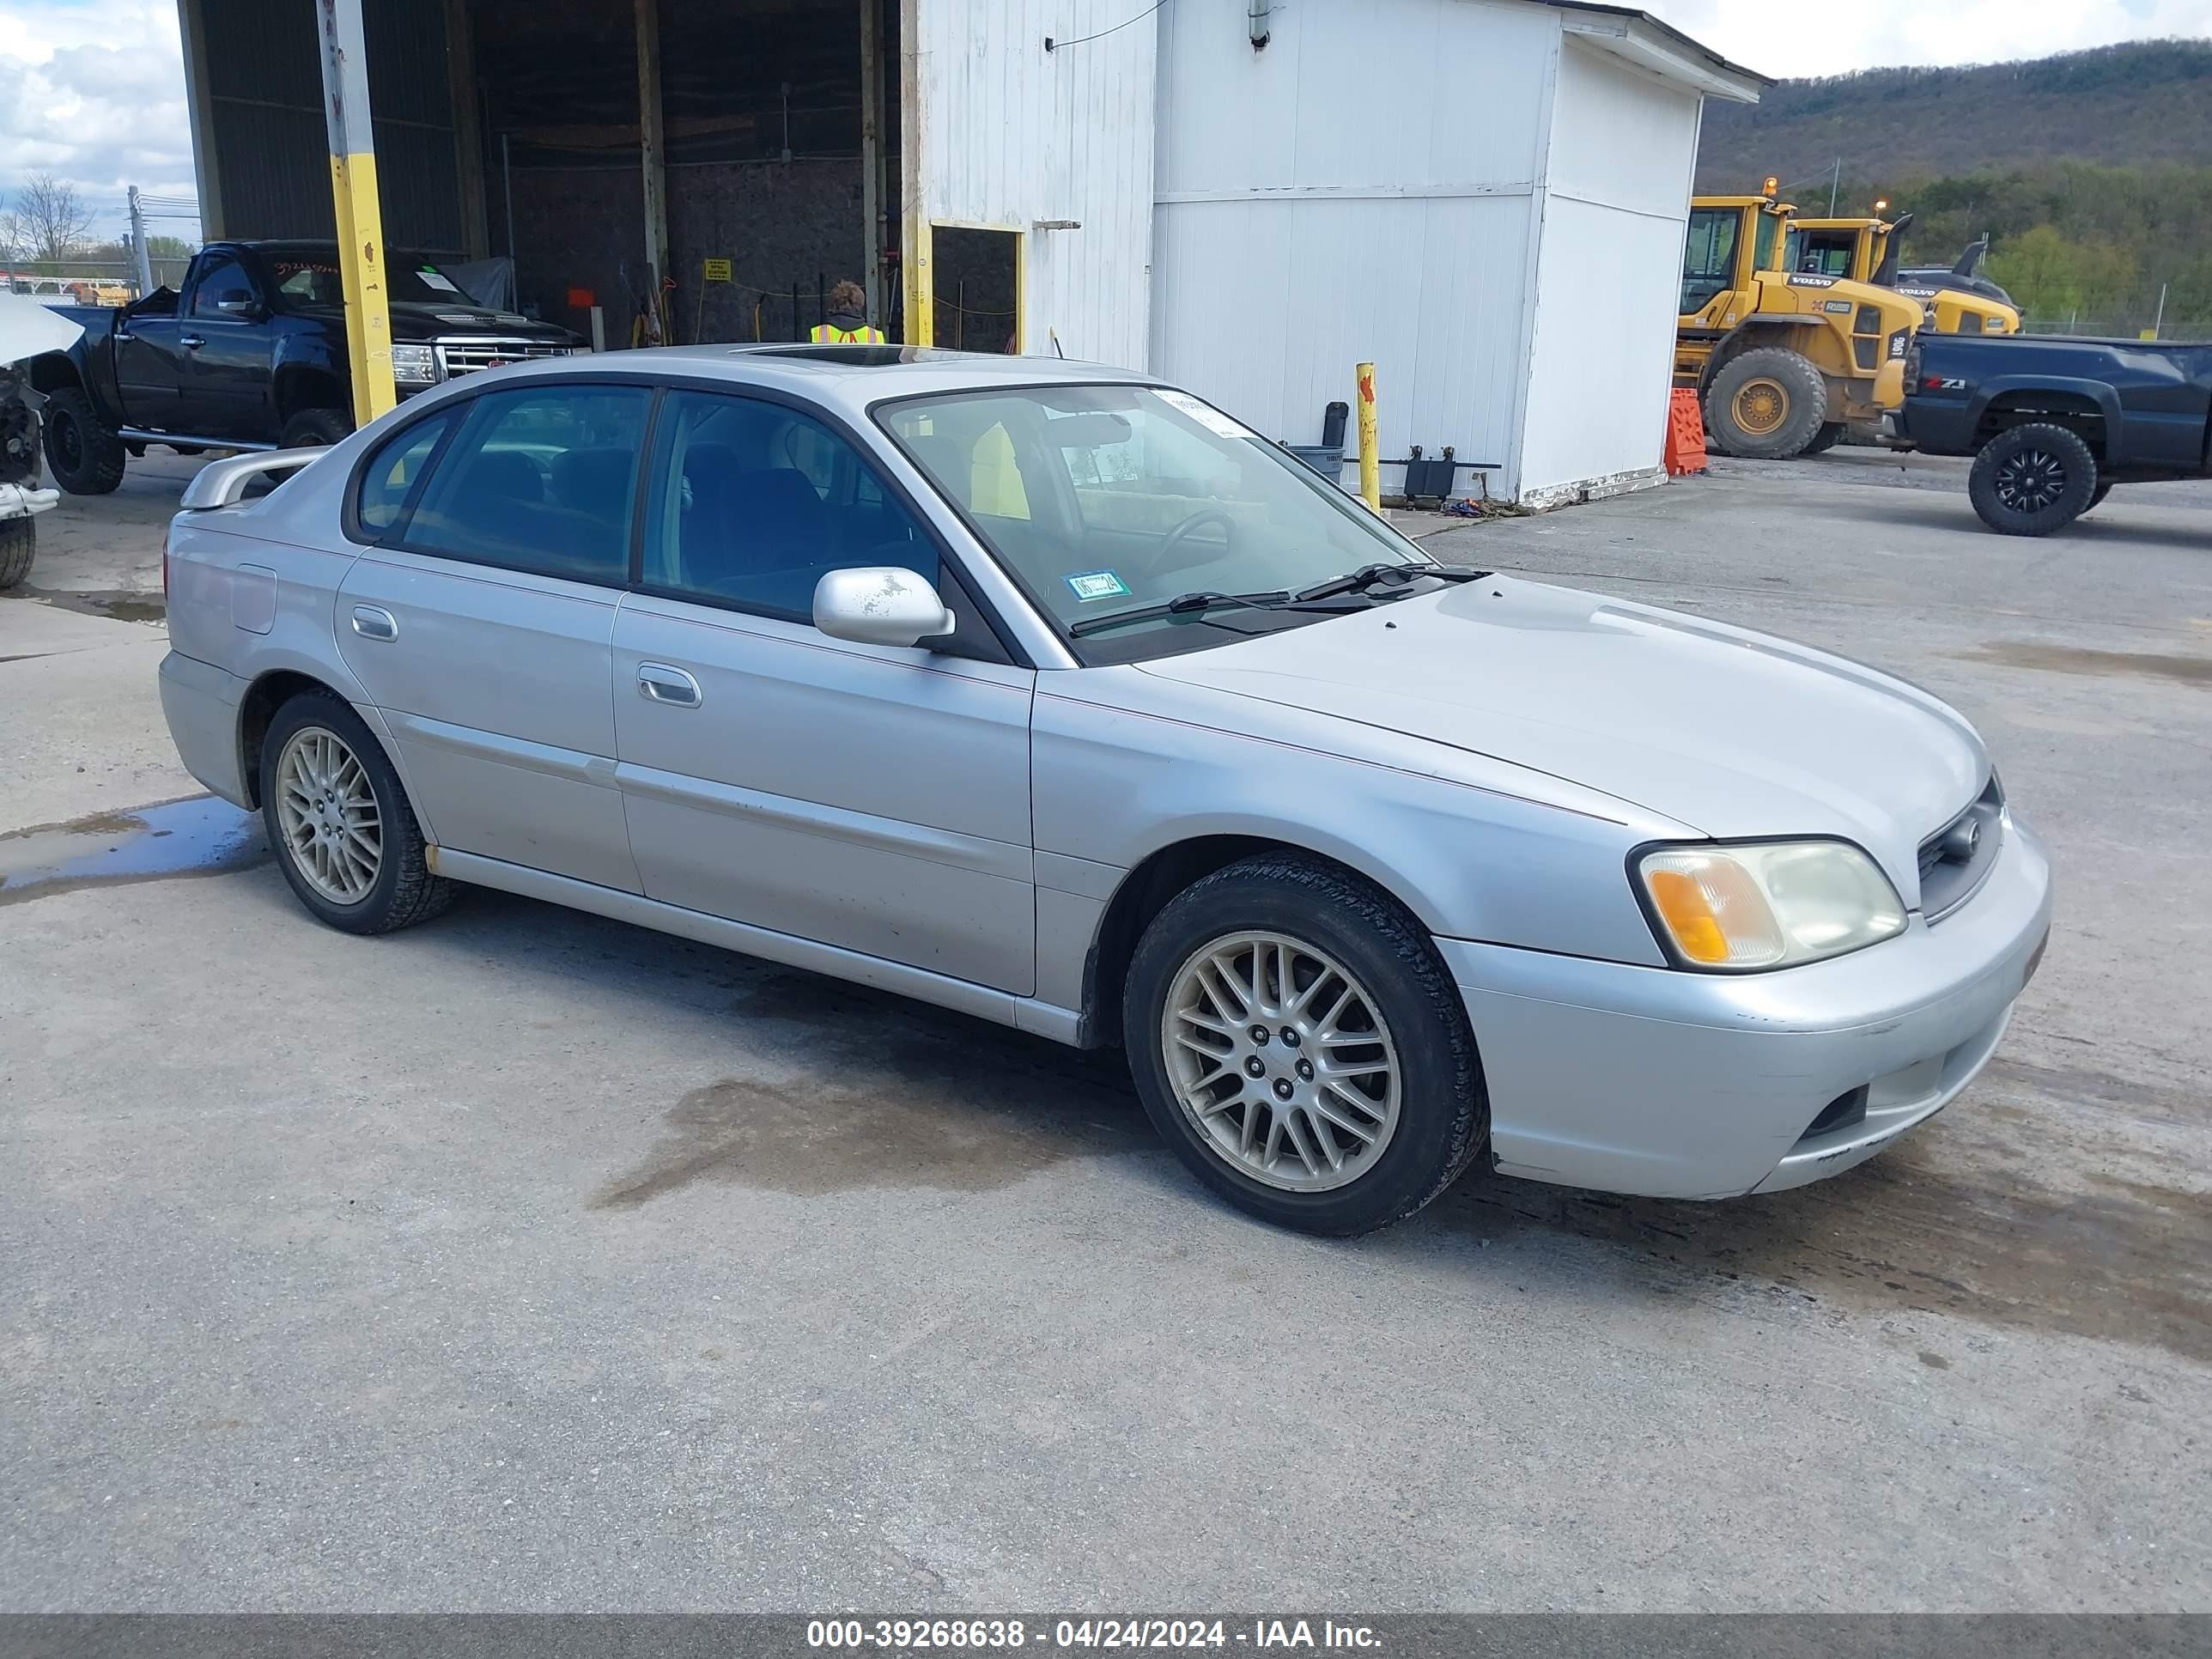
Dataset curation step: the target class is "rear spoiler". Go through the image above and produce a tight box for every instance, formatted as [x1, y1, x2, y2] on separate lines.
[178, 447, 326, 509]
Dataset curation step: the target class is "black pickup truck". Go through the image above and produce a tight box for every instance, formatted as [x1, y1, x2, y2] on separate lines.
[1893, 331, 2212, 535]
[27, 240, 584, 494]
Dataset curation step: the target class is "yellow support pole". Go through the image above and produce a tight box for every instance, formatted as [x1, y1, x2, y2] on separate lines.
[903, 214, 934, 347]
[319, 0, 396, 424]
[1356, 361, 1381, 513]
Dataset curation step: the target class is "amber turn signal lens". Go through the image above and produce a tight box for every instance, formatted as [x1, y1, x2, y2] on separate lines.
[1645, 868, 1731, 963]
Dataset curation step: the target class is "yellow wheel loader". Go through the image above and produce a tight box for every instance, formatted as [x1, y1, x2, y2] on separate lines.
[1676, 192, 1925, 459]
[1784, 215, 2020, 337]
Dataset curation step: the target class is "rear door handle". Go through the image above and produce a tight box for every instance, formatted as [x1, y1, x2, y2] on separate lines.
[636, 662, 702, 708]
[350, 605, 398, 641]
[179, 335, 206, 349]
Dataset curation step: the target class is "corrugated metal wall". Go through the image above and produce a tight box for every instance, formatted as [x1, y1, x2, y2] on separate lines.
[1149, 0, 1557, 494]
[198, 0, 465, 252]
[913, 0, 1155, 368]
[1516, 40, 1703, 504]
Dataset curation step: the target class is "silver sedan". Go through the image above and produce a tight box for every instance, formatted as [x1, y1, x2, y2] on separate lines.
[157, 348, 2051, 1234]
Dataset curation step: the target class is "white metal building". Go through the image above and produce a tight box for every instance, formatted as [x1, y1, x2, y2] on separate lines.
[1152, 0, 1765, 507]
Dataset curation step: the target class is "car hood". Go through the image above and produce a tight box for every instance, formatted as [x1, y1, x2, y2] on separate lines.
[1136, 576, 1988, 895]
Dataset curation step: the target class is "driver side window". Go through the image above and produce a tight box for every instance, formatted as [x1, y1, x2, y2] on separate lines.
[639, 390, 936, 618]
[188, 256, 256, 318]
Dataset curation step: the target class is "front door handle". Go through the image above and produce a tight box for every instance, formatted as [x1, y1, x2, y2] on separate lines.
[636, 662, 702, 708]
[350, 605, 398, 641]
[179, 334, 206, 350]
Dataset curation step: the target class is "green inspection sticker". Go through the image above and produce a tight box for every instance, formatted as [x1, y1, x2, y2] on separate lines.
[1066, 569, 1131, 602]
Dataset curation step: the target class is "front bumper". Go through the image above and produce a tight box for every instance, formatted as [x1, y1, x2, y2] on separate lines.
[1441, 817, 2051, 1200]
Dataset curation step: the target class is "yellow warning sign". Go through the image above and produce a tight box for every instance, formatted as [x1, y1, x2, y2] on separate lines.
[702, 258, 732, 283]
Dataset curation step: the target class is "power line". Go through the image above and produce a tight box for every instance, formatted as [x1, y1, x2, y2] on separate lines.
[1045, 0, 1168, 53]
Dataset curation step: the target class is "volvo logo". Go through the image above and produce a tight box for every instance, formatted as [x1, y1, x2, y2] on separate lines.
[1941, 817, 1982, 864]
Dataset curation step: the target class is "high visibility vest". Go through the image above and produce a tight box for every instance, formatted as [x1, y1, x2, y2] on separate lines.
[811, 322, 885, 343]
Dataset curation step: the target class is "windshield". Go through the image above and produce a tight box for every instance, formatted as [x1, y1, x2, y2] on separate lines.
[876, 383, 1431, 661]
[269, 255, 480, 308]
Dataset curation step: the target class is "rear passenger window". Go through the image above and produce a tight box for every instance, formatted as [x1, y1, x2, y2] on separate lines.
[399, 386, 651, 584]
[356, 412, 453, 534]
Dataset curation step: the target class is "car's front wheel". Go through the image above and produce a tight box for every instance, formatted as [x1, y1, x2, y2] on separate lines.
[259, 690, 454, 934]
[1124, 854, 1487, 1235]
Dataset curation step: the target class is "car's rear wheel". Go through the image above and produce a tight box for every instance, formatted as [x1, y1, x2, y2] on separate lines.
[1968, 422, 2097, 536]
[1123, 854, 1487, 1235]
[259, 691, 454, 935]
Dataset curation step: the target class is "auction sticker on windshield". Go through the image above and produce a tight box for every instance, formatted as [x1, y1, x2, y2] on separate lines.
[1154, 391, 1255, 440]
[1066, 569, 1132, 603]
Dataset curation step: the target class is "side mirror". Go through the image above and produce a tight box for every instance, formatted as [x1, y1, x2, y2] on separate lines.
[216, 296, 264, 319]
[812, 566, 955, 648]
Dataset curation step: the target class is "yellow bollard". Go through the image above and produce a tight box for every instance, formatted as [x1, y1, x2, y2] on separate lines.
[1356, 361, 1381, 513]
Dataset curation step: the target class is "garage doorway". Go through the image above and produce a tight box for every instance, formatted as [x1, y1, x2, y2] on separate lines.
[929, 226, 1021, 353]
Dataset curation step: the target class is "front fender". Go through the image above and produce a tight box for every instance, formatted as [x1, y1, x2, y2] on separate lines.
[1030, 675, 1680, 970]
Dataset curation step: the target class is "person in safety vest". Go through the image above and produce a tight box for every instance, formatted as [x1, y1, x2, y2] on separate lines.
[811, 281, 884, 343]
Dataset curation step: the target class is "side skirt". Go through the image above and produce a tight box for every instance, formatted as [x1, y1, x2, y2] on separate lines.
[426, 845, 1088, 1047]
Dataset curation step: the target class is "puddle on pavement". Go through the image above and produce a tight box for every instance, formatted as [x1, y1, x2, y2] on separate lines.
[1957, 640, 2212, 687]
[0, 794, 268, 908]
[590, 970, 1145, 1208]
[5, 586, 167, 624]
[1431, 1084, 2212, 1365]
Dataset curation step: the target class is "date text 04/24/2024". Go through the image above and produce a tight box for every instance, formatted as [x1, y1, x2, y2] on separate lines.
[805, 1620, 1382, 1650]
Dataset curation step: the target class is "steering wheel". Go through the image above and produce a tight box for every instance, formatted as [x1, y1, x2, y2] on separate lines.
[1138, 506, 1237, 579]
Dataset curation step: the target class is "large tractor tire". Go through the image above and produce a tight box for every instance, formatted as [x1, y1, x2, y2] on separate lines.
[41, 386, 127, 495]
[1705, 348, 1830, 460]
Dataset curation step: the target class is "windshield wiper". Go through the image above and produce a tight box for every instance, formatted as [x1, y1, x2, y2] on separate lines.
[1068, 588, 1297, 638]
[1293, 562, 1492, 603]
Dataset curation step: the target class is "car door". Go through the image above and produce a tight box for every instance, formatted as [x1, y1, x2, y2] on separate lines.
[336, 380, 651, 892]
[610, 387, 1036, 994]
[111, 263, 203, 431]
[174, 250, 279, 441]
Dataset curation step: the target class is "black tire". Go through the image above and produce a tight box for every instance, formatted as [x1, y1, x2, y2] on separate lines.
[1122, 854, 1488, 1236]
[1802, 422, 1845, 455]
[0, 516, 33, 590]
[1704, 347, 1830, 460]
[280, 407, 354, 449]
[1967, 423, 2098, 537]
[258, 690, 455, 936]
[41, 386, 127, 495]
[2085, 481, 2114, 513]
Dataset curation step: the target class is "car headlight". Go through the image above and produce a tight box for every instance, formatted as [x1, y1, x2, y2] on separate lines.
[390, 344, 438, 384]
[1634, 841, 1906, 971]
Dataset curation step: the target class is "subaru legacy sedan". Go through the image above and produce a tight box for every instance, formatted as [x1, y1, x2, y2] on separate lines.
[157, 347, 2051, 1234]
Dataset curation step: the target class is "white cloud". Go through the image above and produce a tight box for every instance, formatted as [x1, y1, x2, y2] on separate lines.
[0, 0, 196, 245]
[1649, 0, 2212, 79]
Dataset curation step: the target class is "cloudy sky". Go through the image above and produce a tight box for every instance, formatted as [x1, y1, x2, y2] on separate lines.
[4, 0, 2212, 245]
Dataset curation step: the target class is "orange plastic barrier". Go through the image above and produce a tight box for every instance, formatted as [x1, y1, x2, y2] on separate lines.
[1662, 388, 1708, 477]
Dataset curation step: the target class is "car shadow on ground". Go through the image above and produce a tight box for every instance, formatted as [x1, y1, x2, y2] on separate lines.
[155, 843, 2212, 1370]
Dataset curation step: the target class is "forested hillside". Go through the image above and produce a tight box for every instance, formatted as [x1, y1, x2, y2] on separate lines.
[1695, 41, 2212, 334]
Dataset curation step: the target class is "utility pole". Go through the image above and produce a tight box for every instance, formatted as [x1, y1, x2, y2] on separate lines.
[1828, 157, 1841, 216]
[317, 0, 397, 422]
[126, 186, 154, 296]
[2153, 282, 2168, 339]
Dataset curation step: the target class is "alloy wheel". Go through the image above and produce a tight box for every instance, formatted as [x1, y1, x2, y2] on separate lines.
[274, 726, 382, 903]
[1995, 448, 2068, 513]
[1160, 931, 1403, 1193]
